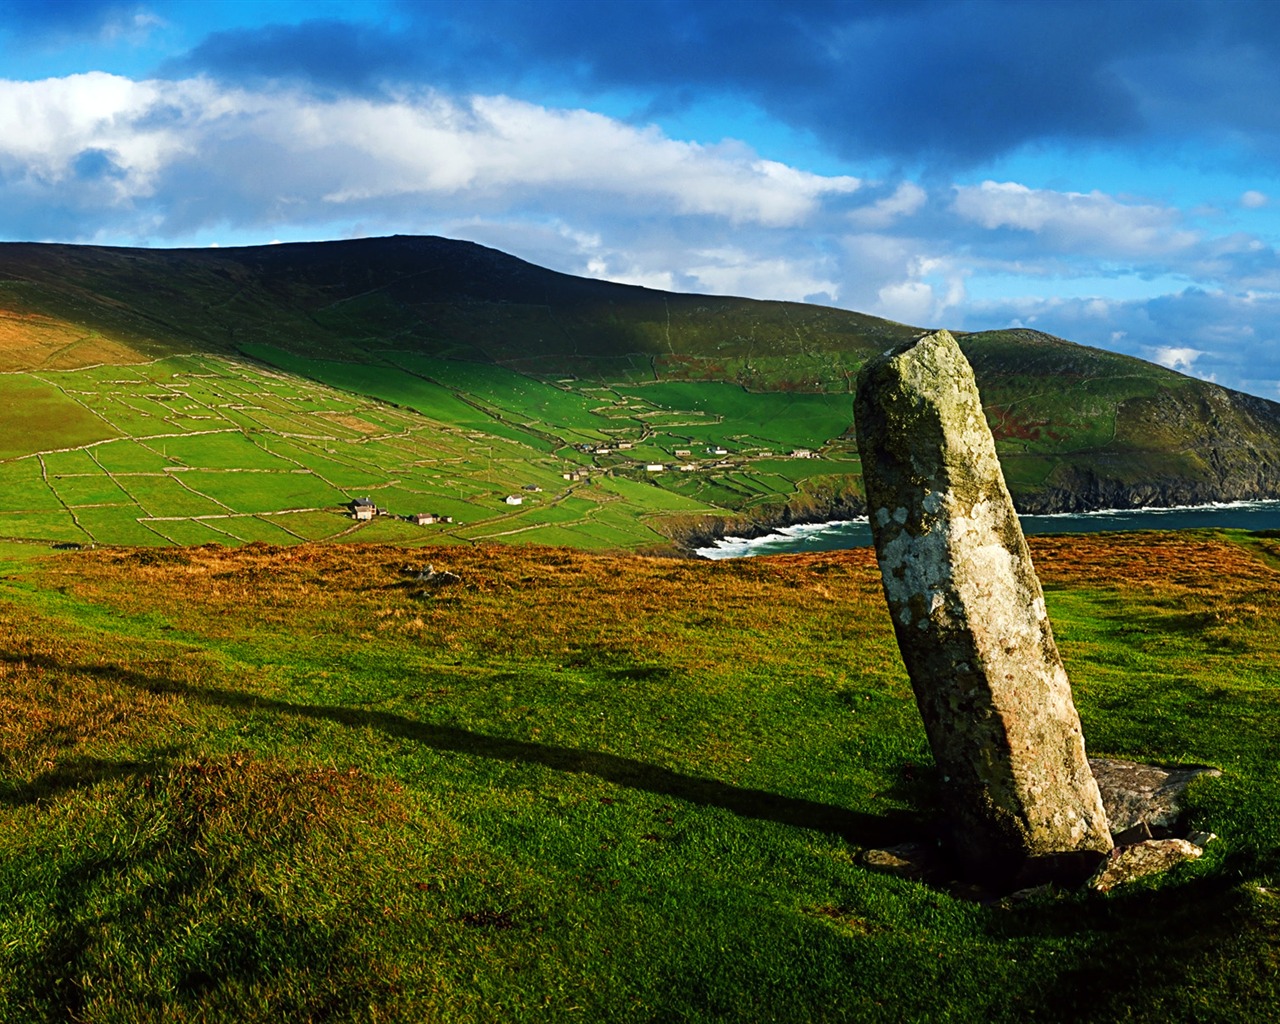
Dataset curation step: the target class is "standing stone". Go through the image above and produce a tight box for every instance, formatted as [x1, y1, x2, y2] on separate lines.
[855, 329, 1112, 883]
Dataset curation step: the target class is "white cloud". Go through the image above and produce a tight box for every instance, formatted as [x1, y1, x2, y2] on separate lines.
[1145, 345, 1205, 371]
[1241, 189, 1269, 209]
[682, 247, 842, 303]
[876, 281, 936, 324]
[0, 74, 861, 233]
[952, 180, 1197, 257]
[848, 181, 926, 228]
[0, 72, 192, 198]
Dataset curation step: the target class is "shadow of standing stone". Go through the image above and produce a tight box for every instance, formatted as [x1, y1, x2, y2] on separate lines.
[855, 329, 1113, 886]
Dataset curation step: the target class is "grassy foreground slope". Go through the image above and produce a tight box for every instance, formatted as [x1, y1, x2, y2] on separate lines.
[3, 236, 1280, 550]
[1, 532, 1277, 1021]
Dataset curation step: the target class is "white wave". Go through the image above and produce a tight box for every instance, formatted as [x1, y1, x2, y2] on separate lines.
[698, 499, 1280, 558]
[694, 518, 866, 559]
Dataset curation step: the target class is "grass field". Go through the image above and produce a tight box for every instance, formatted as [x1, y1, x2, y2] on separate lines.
[0, 530, 1277, 1022]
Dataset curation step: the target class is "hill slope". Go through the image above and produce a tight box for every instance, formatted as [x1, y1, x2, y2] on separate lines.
[2, 235, 1279, 550]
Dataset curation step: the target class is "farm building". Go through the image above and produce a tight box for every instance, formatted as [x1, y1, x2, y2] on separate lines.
[504, 495, 524, 506]
[411, 512, 455, 525]
[349, 497, 377, 521]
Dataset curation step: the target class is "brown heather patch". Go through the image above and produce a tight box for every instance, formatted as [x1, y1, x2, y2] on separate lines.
[42, 541, 890, 651]
[314, 411, 388, 434]
[42, 534, 1278, 650]
[0, 603, 193, 781]
[1029, 533, 1280, 596]
[0, 307, 146, 371]
[158, 754, 421, 849]
[1030, 533, 1280, 652]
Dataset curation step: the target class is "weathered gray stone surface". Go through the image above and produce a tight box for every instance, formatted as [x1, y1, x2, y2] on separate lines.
[1087, 838, 1204, 892]
[1088, 757, 1222, 833]
[855, 329, 1113, 882]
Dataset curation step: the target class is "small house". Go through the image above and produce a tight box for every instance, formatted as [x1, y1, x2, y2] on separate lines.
[413, 513, 438, 526]
[645, 464, 664, 472]
[349, 497, 377, 521]
[674, 449, 692, 458]
[791, 448, 814, 459]
[504, 495, 524, 506]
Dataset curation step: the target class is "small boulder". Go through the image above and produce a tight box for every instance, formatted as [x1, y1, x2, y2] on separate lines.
[1087, 838, 1203, 892]
[1089, 758, 1222, 834]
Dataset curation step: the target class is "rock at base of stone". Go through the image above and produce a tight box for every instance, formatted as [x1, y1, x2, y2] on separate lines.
[1089, 758, 1222, 834]
[859, 842, 943, 882]
[1087, 839, 1204, 892]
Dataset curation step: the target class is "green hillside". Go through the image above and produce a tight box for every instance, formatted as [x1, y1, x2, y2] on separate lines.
[2, 236, 1279, 551]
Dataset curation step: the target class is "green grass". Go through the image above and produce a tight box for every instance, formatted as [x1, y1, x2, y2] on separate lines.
[117, 475, 232, 519]
[46, 472, 135, 508]
[175, 472, 347, 517]
[5, 236, 1280, 553]
[90, 440, 178, 475]
[387, 352, 617, 433]
[615, 381, 855, 451]
[0, 460, 63, 513]
[0, 377, 118, 458]
[142, 517, 238, 546]
[0, 512, 85, 544]
[1, 533, 1278, 1021]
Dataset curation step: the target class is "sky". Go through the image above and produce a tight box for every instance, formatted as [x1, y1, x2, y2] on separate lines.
[4, 1, 1280, 399]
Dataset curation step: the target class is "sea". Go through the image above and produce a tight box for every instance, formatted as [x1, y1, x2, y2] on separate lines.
[694, 499, 1280, 559]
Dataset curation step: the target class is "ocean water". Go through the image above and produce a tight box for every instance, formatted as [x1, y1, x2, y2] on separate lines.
[695, 500, 1280, 559]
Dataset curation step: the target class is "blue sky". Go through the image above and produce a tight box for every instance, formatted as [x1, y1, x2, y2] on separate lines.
[4, 0, 1280, 398]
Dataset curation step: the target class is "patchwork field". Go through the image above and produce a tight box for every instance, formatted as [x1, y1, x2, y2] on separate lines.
[0, 348, 874, 551]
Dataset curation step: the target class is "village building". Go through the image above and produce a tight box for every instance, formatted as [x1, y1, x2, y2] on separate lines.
[349, 497, 377, 521]
[791, 448, 814, 459]
[504, 495, 524, 505]
[645, 463, 664, 472]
